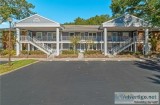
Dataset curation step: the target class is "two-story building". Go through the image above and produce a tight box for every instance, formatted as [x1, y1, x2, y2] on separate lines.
[12, 14, 159, 56]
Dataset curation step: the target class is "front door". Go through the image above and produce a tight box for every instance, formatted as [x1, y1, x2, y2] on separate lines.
[112, 32, 118, 41]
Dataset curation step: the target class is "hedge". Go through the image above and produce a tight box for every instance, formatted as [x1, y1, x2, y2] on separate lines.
[0, 50, 16, 56]
[62, 50, 78, 55]
[85, 50, 102, 55]
[21, 50, 45, 55]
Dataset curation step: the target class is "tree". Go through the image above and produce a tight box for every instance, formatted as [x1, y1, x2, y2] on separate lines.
[0, 0, 35, 22]
[0, 0, 35, 66]
[64, 14, 111, 25]
[70, 35, 80, 54]
[2, 31, 15, 49]
[110, 0, 160, 26]
[149, 32, 160, 52]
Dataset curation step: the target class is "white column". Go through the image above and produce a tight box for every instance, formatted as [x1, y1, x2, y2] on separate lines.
[56, 28, 60, 56]
[144, 28, 149, 55]
[134, 43, 137, 52]
[101, 43, 102, 51]
[16, 28, 20, 56]
[61, 32, 63, 51]
[20, 43, 22, 51]
[28, 43, 30, 51]
[104, 28, 108, 56]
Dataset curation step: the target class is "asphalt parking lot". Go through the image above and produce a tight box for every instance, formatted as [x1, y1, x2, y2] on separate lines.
[1, 61, 160, 105]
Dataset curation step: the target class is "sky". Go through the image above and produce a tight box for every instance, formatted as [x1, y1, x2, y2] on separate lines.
[0, 0, 112, 28]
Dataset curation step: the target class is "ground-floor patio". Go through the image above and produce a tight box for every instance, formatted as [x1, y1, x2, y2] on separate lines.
[1, 61, 160, 105]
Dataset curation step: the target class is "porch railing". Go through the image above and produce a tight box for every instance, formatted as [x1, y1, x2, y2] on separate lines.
[20, 36, 56, 54]
[20, 35, 145, 42]
[34, 36, 56, 41]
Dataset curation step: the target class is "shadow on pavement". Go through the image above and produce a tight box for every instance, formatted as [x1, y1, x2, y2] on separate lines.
[147, 75, 160, 84]
[134, 60, 160, 72]
[134, 60, 160, 85]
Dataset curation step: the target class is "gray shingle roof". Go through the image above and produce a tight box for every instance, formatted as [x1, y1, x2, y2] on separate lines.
[63, 25, 101, 32]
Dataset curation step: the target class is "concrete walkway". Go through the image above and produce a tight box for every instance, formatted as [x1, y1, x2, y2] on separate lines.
[0, 57, 144, 61]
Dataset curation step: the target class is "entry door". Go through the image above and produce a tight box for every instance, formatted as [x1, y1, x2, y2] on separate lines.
[133, 32, 137, 41]
[81, 43, 85, 51]
[112, 32, 118, 41]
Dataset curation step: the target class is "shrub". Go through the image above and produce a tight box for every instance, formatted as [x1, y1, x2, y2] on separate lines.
[29, 50, 45, 55]
[85, 50, 102, 55]
[62, 50, 78, 55]
[0, 49, 3, 53]
[0, 50, 16, 56]
[134, 51, 142, 55]
[21, 50, 45, 55]
[21, 50, 28, 55]
[0, 50, 8, 55]
[119, 51, 137, 55]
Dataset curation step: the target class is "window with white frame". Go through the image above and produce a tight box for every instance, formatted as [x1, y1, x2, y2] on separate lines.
[108, 32, 112, 41]
[53, 32, 56, 40]
[36, 32, 42, 40]
[47, 32, 53, 41]
[123, 32, 129, 40]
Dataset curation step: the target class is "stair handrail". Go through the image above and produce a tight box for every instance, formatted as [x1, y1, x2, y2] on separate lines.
[32, 37, 55, 53]
[20, 36, 56, 55]
[111, 38, 132, 54]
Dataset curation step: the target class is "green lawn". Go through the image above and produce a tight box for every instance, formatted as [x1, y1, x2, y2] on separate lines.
[0, 59, 37, 75]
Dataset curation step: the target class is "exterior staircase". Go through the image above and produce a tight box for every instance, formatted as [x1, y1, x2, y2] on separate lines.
[20, 36, 56, 55]
[110, 38, 135, 55]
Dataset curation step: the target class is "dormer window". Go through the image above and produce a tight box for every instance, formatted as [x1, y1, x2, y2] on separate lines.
[33, 18, 40, 22]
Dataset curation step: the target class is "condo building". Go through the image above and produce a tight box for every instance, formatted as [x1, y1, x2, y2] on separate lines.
[1, 14, 160, 56]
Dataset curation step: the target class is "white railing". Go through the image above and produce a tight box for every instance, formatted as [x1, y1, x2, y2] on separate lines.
[32, 37, 55, 53]
[34, 36, 56, 41]
[62, 36, 102, 41]
[108, 36, 130, 42]
[110, 38, 133, 55]
[20, 36, 55, 54]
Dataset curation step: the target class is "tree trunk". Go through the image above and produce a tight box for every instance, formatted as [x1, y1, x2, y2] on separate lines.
[74, 45, 76, 54]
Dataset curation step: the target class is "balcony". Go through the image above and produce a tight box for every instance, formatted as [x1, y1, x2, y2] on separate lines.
[34, 36, 56, 41]
[61, 36, 102, 41]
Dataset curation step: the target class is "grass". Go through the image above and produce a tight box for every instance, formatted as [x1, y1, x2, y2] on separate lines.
[0, 59, 37, 75]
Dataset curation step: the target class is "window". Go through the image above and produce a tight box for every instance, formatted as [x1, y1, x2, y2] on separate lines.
[70, 33, 75, 36]
[123, 32, 129, 40]
[47, 32, 53, 38]
[36, 32, 42, 39]
[47, 32, 53, 41]
[53, 32, 56, 40]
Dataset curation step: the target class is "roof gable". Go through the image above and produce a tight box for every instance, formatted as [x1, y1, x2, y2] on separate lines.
[102, 14, 148, 27]
[15, 14, 60, 28]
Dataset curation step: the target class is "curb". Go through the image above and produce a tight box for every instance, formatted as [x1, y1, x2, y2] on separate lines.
[0, 61, 40, 76]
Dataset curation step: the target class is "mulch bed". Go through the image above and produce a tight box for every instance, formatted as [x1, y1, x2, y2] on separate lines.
[84, 54, 108, 58]
[55, 54, 78, 58]
[0, 54, 47, 58]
